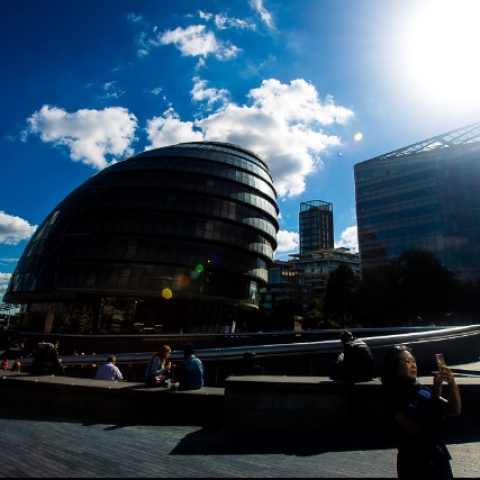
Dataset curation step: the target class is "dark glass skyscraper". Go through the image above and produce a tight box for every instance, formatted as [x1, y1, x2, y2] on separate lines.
[299, 200, 334, 253]
[5, 142, 279, 337]
[354, 123, 480, 282]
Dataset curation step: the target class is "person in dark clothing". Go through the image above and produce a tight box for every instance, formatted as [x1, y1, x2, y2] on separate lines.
[240, 351, 262, 375]
[331, 330, 376, 381]
[381, 345, 461, 478]
[30, 342, 65, 376]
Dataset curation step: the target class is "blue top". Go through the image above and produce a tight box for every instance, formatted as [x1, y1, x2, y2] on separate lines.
[180, 355, 204, 389]
[384, 379, 448, 458]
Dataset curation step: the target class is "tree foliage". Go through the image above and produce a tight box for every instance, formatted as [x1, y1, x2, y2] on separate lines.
[390, 249, 461, 323]
[323, 264, 360, 327]
[259, 248, 475, 330]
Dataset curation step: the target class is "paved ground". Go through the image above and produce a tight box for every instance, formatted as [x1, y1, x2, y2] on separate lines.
[0, 409, 479, 478]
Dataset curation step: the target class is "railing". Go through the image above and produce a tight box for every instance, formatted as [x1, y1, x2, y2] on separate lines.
[15, 325, 480, 367]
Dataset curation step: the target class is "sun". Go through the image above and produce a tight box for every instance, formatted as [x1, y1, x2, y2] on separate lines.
[401, 0, 480, 108]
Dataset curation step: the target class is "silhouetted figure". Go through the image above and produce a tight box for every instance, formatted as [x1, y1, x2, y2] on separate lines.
[331, 330, 376, 382]
[240, 351, 262, 375]
[30, 342, 65, 376]
[381, 345, 461, 478]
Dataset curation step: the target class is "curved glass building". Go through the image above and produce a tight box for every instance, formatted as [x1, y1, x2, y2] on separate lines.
[5, 142, 279, 338]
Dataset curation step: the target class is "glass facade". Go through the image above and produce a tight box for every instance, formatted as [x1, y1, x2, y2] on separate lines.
[354, 124, 480, 282]
[5, 142, 279, 335]
[299, 200, 334, 253]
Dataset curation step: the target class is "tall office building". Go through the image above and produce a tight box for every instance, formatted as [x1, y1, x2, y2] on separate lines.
[354, 123, 480, 282]
[299, 200, 334, 253]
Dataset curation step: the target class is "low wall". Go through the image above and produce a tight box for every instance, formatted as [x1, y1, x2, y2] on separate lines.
[2, 371, 480, 440]
[223, 375, 480, 440]
[0, 372, 224, 427]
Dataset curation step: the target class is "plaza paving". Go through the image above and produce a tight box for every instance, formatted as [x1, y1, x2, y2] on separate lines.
[0, 409, 479, 478]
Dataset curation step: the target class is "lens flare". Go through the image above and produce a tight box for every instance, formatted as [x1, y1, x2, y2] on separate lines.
[161, 288, 173, 299]
[175, 273, 191, 288]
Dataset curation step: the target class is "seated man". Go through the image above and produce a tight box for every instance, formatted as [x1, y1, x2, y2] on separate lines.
[331, 330, 376, 382]
[94, 355, 124, 381]
[177, 343, 204, 390]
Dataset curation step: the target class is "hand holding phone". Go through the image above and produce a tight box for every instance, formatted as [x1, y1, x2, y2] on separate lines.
[435, 353, 448, 371]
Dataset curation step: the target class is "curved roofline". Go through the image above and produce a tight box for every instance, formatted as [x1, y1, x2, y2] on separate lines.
[175, 140, 265, 163]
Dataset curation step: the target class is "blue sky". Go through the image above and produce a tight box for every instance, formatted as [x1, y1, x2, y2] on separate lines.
[2, 0, 480, 300]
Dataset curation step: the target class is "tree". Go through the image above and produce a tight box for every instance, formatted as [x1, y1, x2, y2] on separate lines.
[357, 264, 396, 327]
[269, 298, 303, 330]
[323, 264, 360, 327]
[456, 277, 480, 325]
[390, 249, 461, 324]
[303, 296, 326, 329]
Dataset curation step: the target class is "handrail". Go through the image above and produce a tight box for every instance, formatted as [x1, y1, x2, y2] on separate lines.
[16, 325, 480, 366]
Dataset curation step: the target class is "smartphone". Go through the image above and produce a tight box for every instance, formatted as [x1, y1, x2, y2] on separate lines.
[435, 353, 448, 371]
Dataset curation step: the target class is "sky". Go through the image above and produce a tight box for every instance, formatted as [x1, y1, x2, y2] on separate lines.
[2, 0, 480, 301]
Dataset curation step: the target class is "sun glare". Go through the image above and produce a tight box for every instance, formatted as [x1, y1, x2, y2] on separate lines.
[402, 0, 480, 108]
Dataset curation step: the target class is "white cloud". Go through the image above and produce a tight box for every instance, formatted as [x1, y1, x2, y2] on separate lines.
[102, 81, 125, 99]
[191, 77, 229, 109]
[151, 86, 163, 96]
[275, 230, 299, 254]
[126, 13, 143, 24]
[146, 78, 353, 198]
[249, 0, 274, 29]
[0, 272, 12, 301]
[335, 225, 359, 253]
[26, 105, 138, 169]
[146, 108, 203, 147]
[158, 25, 240, 60]
[199, 10, 256, 30]
[0, 257, 18, 266]
[0, 211, 37, 245]
[198, 11, 213, 21]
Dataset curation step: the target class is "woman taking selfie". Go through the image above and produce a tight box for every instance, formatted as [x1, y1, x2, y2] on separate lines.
[381, 345, 461, 478]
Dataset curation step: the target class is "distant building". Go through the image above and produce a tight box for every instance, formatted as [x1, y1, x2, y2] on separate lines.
[261, 248, 360, 310]
[354, 123, 480, 282]
[5, 142, 279, 340]
[299, 200, 334, 253]
[259, 260, 306, 310]
[289, 247, 360, 300]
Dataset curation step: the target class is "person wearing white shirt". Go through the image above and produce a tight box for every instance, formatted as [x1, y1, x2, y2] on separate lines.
[95, 355, 124, 381]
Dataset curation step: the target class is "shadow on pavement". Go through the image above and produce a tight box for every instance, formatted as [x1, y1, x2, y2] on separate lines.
[169, 428, 397, 457]
[2, 408, 478, 457]
[170, 419, 480, 457]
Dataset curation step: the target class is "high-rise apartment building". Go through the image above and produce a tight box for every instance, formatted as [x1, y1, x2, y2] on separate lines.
[299, 200, 334, 253]
[354, 123, 480, 282]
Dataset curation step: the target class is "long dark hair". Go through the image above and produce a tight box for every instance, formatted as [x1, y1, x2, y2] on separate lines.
[381, 344, 412, 386]
[152, 344, 171, 362]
